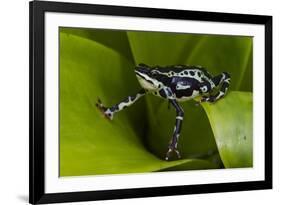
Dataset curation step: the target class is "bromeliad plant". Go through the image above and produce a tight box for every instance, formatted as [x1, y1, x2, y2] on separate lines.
[59, 27, 253, 176]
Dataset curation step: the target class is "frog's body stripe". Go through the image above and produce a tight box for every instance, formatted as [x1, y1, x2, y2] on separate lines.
[153, 69, 205, 83]
[97, 63, 231, 160]
[176, 84, 191, 90]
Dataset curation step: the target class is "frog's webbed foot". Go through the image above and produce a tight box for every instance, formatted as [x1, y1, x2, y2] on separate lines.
[165, 145, 181, 161]
[95, 98, 113, 120]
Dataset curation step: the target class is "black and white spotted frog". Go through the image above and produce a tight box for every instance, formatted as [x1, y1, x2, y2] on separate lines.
[96, 63, 231, 160]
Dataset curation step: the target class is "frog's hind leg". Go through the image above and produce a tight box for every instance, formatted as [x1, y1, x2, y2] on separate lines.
[201, 72, 231, 103]
[96, 89, 146, 120]
[165, 99, 184, 160]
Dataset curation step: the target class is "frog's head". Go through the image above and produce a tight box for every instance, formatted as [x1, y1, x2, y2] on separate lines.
[135, 64, 163, 91]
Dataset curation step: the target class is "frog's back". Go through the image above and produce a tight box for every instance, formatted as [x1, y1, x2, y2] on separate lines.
[153, 64, 212, 82]
[154, 64, 201, 71]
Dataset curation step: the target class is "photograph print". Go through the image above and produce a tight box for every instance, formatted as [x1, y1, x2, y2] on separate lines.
[59, 27, 253, 177]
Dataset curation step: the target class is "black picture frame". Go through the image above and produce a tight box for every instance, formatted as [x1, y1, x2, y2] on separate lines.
[29, 0, 272, 204]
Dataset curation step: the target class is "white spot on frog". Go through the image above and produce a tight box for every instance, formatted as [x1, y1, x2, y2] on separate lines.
[176, 84, 191, 90]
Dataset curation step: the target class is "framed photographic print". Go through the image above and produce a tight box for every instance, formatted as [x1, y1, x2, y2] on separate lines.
[29, 0, 272, 204]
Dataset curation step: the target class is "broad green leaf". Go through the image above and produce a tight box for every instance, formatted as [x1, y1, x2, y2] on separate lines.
[127, 31, 203, 65]
[239, 47, 253, 91]
[59, 30, 211, 176]
[201, 91, 253, 168]
[185, 35, 253, 91]
[60, 27, 134, 62]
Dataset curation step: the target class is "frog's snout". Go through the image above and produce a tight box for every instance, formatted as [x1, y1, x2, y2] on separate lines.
[135, 64, 151, 76]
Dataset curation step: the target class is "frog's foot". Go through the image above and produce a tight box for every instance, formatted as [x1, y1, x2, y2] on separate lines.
[165, 146, 181, 161]
[199, 96, 215, 104]
[95, 98, 113, 120]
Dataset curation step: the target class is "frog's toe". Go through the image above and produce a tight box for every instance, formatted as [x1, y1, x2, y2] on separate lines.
[165, 150, 171, 161]
[206, 97, 216, 103]
[165, 148, 181, 161]
[95, 98, 106, 111]
[199, 97, 207, 103]
[175, 149, 181, 159]
[96, 98, 113, 120]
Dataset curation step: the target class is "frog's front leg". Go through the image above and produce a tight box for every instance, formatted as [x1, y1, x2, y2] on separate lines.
[165, 99, 184, 161]
[96, 89, 146, 120]
[200, 72, 231, 103]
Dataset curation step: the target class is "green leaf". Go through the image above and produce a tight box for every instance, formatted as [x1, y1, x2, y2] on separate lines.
[59, 30, 211, 176]
[201, 91, 253, 168]
[60, 27, 134, 62]
[238, 46, 253, 91]
[127, 31, 203, 65]
[185, 35, 253, 91]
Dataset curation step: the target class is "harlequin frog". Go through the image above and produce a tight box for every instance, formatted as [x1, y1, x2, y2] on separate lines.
[96, 63, 231, 160]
